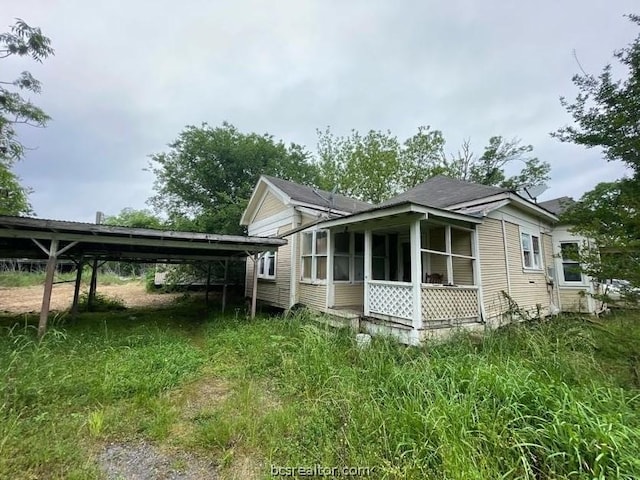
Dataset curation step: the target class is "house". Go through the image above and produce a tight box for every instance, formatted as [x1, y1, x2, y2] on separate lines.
[241, 175, 571, 345]
[538, 196, 602, 314]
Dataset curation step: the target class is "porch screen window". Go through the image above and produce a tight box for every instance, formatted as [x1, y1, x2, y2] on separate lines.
[332, 232, 365, 282]
[258, 251, 276, 279]
[301, 230, 328, 281]
[560, 242, 581, 282]
[521, 232, 541, 269]
[372, 235, 387, 280]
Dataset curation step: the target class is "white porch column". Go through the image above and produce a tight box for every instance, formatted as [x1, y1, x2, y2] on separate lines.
[445, 225, 453, 284]
[410, 219, 422, 344]
[472, 226, 486, 323]
[364, 229, 372, 316]
[326, 230, 334, 309]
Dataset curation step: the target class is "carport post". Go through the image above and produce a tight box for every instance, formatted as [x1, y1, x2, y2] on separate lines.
[38, 239, 59, 338]
[88, 258, 98, 311]
[251, 253, 258, 318]
[222, 259, 229, 313]
[205, 263, 211, 307]
[71, 258, 84, 317]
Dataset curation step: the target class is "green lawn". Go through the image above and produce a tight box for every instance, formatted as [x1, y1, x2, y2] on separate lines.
[1, 303, 639, 479]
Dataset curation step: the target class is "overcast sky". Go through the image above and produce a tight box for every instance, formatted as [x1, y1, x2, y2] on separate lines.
[4, 0, 637, 222]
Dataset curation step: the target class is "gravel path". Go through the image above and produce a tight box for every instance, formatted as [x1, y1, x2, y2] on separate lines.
[98, 442, 217, 480]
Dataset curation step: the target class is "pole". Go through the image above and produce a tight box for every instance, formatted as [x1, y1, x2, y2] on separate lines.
[222, 259, 229, 313]
[38, 239, 59, 338]
[251, 253, 258, 318]
[71, 258, 84, 317]
[88, 258, 98, 311]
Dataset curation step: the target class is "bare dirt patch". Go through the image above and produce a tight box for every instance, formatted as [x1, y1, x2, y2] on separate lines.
[98, 441, 217, 480]
[0, 281, 183, 314]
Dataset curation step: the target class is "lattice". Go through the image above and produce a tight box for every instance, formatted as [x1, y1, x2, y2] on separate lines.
[368, 282, 413, 320]
[421, 286, 479, 322]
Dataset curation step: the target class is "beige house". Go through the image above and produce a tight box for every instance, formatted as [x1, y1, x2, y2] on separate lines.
[241, 175, 587, 345]
[538, 196, 601, 314]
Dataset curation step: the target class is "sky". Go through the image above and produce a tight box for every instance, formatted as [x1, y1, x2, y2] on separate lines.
[4, 0, 637, 222]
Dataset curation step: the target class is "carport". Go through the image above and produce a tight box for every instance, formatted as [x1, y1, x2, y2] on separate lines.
[0, 215, 286, 337]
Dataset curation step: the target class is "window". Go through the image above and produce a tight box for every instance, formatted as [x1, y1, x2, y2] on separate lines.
[332, 232, 365, 282]
[521, 232, 542, 270]
[372, 234, 387, 280]
[301, 230, 328, 281]
[560, 242, 582, 282]
[258, 251, 276, 279]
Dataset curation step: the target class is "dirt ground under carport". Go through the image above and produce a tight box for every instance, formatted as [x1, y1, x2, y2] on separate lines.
[0, 281, 185, 314]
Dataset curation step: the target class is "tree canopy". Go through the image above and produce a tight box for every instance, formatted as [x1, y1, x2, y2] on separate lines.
[104, 208, 164, 230]
[0, 19, 54, 216]
[316, 127, 550, 203]
[556, 14, 640, 288]
[148, 122, 319, 234]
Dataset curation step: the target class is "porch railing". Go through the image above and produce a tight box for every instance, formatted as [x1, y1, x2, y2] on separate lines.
[367, 280, 413, 321]
[421, 285, 479, 322]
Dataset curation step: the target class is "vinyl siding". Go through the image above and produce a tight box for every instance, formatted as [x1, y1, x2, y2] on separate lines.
[253, 191, 288, 222]
[298, 282, 327, 310]
[332, 283, 364, 308]
[477, 218, 510, 320]
[503, 221, 553, 317]
[245, 224, 292, 309]
[559, 287, 590, 312]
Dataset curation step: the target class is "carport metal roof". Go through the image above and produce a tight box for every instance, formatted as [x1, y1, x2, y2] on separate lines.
[0, 215, 286, 337]
[0, 215, 285, 263]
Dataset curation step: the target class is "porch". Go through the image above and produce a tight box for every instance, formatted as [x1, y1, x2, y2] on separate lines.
[320, 204, 484, 344]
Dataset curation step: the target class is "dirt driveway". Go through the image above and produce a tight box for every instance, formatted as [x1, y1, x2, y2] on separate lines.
[0, 281, 183, 314]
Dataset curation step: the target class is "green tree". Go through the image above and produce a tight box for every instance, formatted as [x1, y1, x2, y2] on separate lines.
[553, 14, 640, 178]
[148, 122, 319, 234]
[104, 208, 164, 229]
[316, 128, 550, 203]
[0, 19, 54, 215]
[316, 128, 404, 203]
[554, 14, 640, 289]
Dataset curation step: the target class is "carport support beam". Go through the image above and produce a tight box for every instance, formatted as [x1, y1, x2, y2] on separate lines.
[88, 258, 98, 311]
[251, 253, 258, 318]
[71, 259, 84, 317]
[38, 239, 59, 339]
[222, 259, 228, 313]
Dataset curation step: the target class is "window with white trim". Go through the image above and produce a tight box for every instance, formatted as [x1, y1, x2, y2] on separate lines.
[301, 230, 327, 281]
[560, 242, 582, 282]
[332, 232, 365, 282]
[521, 231, 542, 270]
[257, 251, 276, 279]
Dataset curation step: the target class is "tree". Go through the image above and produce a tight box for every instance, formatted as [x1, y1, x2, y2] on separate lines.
[553, 14, 640, 178]
[316, 128, 404, 203]
[316, 128, 550, 203]
[0, 19, 54, 215]
[148, 122, 320, 234]
[104, 208, 164, 229]
[554, 14, 640, 289]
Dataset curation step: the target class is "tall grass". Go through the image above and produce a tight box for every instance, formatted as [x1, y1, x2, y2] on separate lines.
[0, 270, 135, 287]
[0, 305, 639, 479]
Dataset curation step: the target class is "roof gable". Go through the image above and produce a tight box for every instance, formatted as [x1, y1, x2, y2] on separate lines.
[379, 175, 507, 209]
[240, 175, 371, 226]
[537, 196, 575, 216]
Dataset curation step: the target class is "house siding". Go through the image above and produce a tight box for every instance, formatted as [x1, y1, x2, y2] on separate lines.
[298, 282, 327, 310]
[245, 224, 292, 309]
[332, 283, 364, 308]
[254, 191, 288, 222]
[559, 287, 590, 312]
[477, 218, 510, 321]
[503, 221, 553, 317]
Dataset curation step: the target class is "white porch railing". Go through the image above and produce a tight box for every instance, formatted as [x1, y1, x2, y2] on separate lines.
[421, 285, 479, 322]
[367, 280, 414, 321]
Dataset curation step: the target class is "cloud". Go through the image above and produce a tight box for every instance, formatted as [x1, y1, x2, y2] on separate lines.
[3, 0, 638, 221]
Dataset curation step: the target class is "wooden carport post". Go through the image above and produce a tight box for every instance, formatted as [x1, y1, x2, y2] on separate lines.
[88, 258, 98, 311]
[38, 239, 59, 338]
[251, 253, 259, 318]
[222, 259, 229, 313]
[71, 257, 84, 317]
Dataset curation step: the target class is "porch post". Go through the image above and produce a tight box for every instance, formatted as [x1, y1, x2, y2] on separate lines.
[472, 226, 486, 323]
[445, 225, 453, 284]
[363, 229, 372, 316]
[410, 219, 422, 345]
[326, 230, 333, 309]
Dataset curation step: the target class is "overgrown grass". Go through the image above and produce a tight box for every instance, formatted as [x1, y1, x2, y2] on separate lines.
[0, 305, 639, 479]
[0, 270, 135, 287]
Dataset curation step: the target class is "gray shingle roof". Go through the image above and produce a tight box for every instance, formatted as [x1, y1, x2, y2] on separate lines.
[537, 196, 574, 216]
[263, 175, 372, 214]
[379, 175, 508, 209]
